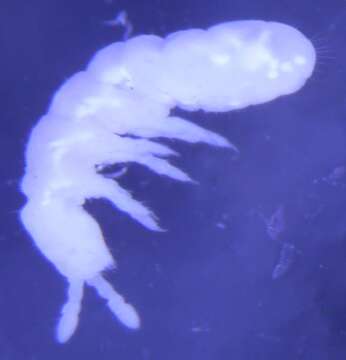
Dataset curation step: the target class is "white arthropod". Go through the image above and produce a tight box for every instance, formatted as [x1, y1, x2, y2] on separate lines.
[20, 20, 316, 343]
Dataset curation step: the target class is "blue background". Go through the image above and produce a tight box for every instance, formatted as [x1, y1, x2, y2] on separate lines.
[1, 0, 346, 359]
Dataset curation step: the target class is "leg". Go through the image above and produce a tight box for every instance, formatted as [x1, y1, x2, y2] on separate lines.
[87, 274, 140, 329]
[56, 279, 84, 343]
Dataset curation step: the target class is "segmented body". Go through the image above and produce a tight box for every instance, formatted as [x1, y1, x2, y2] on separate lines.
[20, 20, 315, 342]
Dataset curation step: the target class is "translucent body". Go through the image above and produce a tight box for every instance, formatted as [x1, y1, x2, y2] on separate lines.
[20, 20, 316, 342]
